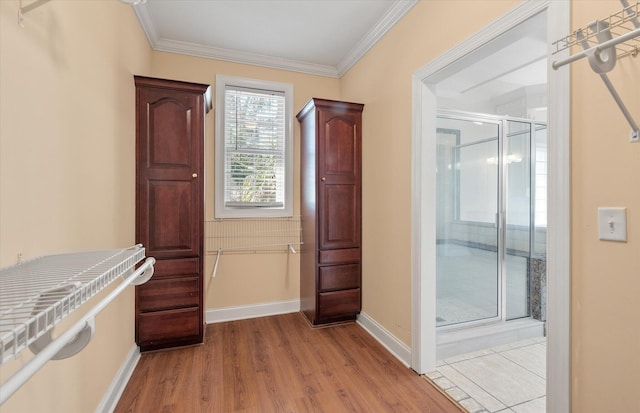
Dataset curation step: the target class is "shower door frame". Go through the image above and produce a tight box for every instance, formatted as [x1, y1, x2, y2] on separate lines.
[436, 111, 504, 329]
[436, 110, 541, 331]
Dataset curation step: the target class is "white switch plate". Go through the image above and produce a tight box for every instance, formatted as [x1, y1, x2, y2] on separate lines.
[598, 207, 627, 242]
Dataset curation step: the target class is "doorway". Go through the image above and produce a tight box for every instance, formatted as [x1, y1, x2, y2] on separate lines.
[410, 1, 570, 412]
[436, 112, 547, 333]
[435, 111, 547, 361]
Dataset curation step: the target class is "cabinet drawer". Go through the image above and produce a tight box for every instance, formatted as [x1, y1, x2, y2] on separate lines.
[152, 257, 199, 279]
[137, 307, 201, 345]
[138, 277, 199, 312]
[318, 289, 361, 319]
[319, 248, 360, 265]
[319, 264, 360, 291]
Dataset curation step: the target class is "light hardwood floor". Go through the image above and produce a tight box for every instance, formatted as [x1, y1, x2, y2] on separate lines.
[115, 313, 463, 413]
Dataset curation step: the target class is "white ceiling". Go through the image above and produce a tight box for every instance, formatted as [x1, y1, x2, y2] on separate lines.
[130, 0, 548, 112]
[435, 10, 548, 114]
[132, 0, 418, 78]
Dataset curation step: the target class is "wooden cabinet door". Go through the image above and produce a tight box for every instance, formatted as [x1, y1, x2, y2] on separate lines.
[135, 76, 210, 350]
[317, 109, 361, 251]
[136, 85, 204, 260]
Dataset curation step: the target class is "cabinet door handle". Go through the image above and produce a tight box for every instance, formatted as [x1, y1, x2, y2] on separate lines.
[192, 173, 198, 178]
[321, 176, 326, 181]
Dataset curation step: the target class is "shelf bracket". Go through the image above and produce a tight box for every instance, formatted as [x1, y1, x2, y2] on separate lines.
[552, 1, 640, 143]
[18, 0, 51, 27]
[0, 256, 155, 405]
[211, 248, 222, 278]
[576, 22, 639, 142]
[621, 0, 640, 29]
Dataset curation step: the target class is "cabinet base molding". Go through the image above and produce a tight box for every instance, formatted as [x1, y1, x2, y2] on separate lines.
[206, 299, 300, 324]
[300, 313, 357, 329]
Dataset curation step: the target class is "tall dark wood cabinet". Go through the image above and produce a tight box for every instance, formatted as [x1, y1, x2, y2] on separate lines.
[297, 98, 364, 326]
[134, 76, 211, 351]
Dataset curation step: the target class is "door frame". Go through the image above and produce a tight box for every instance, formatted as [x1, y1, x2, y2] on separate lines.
[410, 1, 571, 412]
[435, 111, 504, 329]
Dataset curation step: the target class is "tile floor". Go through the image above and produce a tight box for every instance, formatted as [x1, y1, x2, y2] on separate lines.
[426, 337, 547, 413]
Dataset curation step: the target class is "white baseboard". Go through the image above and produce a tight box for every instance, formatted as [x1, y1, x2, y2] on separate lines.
[437, 318, 545, 360]
[206, 299, 300, 324]
[96, 344, 140, 413]
[356, 312, 412, 367]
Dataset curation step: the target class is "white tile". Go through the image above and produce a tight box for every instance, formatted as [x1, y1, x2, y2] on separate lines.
[444, 348, 495, 364]
[438, 365, 507, 412]
[445, 386, 469, 401]
[425, 371, 443, 380]
[433, 376, 456, 390]
[460, 397, 488, 413]
[491, 338, 538, 353]
[511, 396, 546, 413]
[501, 343, 546, 378]
[450, 354, 546, 407]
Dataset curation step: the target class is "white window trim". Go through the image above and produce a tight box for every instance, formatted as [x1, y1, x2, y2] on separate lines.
[215, 75, 294, 218]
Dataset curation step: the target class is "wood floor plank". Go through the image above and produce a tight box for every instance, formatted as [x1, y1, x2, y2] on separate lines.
[115, 313, 463, 413]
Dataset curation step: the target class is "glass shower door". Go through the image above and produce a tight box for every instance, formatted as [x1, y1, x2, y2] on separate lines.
[504, 121, 531, 320]
[436, 117, 500, 327]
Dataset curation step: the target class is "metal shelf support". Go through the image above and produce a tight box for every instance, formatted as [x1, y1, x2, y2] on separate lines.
[0, 246, 155, 405]
[551, 1, 640, 142]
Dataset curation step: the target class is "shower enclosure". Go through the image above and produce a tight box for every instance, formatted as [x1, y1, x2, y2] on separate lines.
[436, 110, 547, 330]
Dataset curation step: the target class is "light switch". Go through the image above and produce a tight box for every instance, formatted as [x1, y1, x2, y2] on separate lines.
[598, 207, 627, 242]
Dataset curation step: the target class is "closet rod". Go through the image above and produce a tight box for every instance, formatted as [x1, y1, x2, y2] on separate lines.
[209, 243, 299, 278]
[0, 257, 155, 405]
[551, 26, 640, 70]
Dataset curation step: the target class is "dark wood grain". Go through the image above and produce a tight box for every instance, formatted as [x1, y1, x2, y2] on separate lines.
[134, 76, 211, 351]
[298, 99, 364, 325]
[115, 313, 464, 413]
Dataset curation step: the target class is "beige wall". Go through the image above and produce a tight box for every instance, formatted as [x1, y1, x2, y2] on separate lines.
[149, 52, 340, 310]
[340, 0, 520, 347]
[340, 0, 639, 411]
[0, 0, 151, 411]
[570, 2, 640, 412]
[1, 0, 639, 412]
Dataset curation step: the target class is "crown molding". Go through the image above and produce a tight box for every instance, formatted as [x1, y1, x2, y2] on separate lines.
[336, 0, 419, 77]
[153, 38, 340, 77]
[132, 2, 157, 49]
[133, 0, 417, 78]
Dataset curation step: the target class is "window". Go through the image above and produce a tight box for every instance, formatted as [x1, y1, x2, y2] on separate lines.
[215, 76, 293, 218]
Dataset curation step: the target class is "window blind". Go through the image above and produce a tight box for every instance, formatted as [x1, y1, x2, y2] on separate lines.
[223, 85, 286, 208]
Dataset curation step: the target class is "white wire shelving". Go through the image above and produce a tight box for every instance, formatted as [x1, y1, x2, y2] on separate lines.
[551, 0, 640, 142]
[552, 0, 639, 61]
[205, 216, 302, 278]
[0, 245, 155, 405]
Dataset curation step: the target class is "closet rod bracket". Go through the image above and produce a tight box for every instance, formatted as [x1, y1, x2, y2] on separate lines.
[18, 0, 51, 27]
[552, 0, 640, 143]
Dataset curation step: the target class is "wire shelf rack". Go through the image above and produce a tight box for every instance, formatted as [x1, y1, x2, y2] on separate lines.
[205, 216, 302, 254]
[552, 1, 639, 60]
[0, 245, 145, 365]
